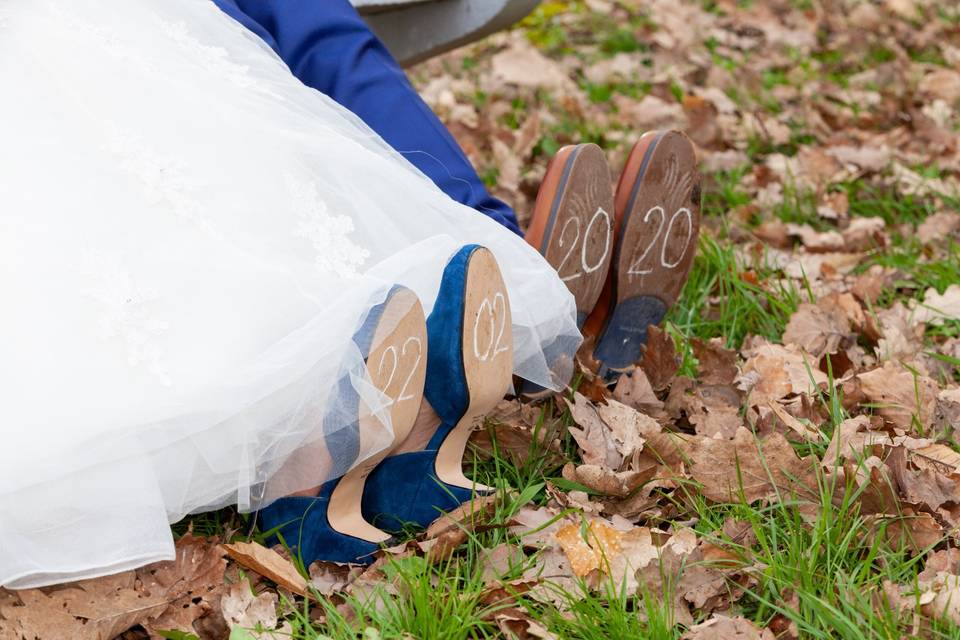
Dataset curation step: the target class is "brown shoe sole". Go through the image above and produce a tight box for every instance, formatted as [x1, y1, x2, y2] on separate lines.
[526, 143, 615, 326]
[582, 130, 702, 375]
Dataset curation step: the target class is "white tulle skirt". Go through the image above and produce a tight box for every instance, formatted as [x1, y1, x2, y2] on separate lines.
[0, 0, 579, 588]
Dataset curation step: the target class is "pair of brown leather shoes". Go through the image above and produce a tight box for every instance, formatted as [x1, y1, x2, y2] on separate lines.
[525, 130, 702, 379]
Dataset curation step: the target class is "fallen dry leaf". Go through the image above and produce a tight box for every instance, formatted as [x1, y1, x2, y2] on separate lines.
[782, 302, 852, 359]
[914, 285, 960, 327]
[554, 520, 622, 578]
[842, 216, 887, 251]
[612, 369, 665, 415]
[420, 494, 499, 562]
[691, 405, 744, 439]
[616, 94, 689, 131]
[688, 428, 819, 503]
[682, 614, 776, 639]
[766, 401, 823, 442]
[307, 562, 363, 597]
[873, 301, 927, 364]
[562, 462, 658, 498]
[566, 393, 622, 469]
[826, 145, 892, 172]
[640, 325, 681, 391]
[1, 589, 102, 640]
[917, 211, 960, 244]
[785, 223, 845, 252]
[490, 37, 573, 92]
[880, 510, 944, 554]
[493, 609, 558, 640]
[692, 338, 739, 386]
[858, 364, 938, 430]
[738, 343, 828, 406]
[137, 533, 228, 636]
[910, 443, 960, 475]
[0, 572, 167, 640]
[474, 399, 564, 467]
[889, 549, 960, 627]
[596, 399, 661, 449]
[888, 445, 960, 513]
[566, 394, 662, 472]
[822, 415, 890, 465]
[221, 579, 286, 636]
[222, 541, 307, 597]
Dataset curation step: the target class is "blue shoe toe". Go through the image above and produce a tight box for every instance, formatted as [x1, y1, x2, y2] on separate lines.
[361, 446, 485, 533]
[259, 494, 382, 566]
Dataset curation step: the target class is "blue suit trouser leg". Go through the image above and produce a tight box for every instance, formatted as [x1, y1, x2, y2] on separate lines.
[212, 0, 522, 235]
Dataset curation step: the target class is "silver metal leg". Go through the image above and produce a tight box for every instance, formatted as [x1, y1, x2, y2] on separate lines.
[353, 0, 542, 67]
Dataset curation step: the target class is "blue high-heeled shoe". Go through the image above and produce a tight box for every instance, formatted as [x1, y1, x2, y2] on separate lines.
[361, 245, 514, 532]
[258, 285, 427, 565]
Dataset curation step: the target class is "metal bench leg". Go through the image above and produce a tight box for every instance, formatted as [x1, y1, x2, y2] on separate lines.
[361, 0, 541, 67]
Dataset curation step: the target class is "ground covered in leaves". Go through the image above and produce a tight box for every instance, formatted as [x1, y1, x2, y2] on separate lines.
[3, 0, 960, 638]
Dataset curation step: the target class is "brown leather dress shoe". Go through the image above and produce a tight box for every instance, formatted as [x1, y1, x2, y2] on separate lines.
[525, 143, 616, 327]
[582, 130, 702, 379]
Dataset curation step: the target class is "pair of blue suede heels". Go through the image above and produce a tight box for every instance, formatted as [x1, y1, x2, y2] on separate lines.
[258, 244, 512, 565]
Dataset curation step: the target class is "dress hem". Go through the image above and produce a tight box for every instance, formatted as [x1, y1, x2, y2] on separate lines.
[2, 548, 176, 590]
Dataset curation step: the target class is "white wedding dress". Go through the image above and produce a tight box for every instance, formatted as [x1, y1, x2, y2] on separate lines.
[0, 0, 578, 588]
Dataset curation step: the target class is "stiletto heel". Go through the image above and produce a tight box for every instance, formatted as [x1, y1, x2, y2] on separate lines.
[362, 245, 514, 532]
[258, 285, 427, 565]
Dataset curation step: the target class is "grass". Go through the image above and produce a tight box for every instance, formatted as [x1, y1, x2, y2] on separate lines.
[314, 557, 507, 639]
[172, 507, 245, 539]
[667, 233, 802, 349]
[246, 410, 960, 639]
[537, 581, 683, 639]
[844, 181, 960, 314]
[861, 236, 960, 307]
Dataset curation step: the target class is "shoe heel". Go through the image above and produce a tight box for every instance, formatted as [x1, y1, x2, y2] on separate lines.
[591, 295, 667, 376]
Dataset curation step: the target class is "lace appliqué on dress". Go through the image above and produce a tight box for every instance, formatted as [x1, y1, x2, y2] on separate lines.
[104, 127, 214, 235]
[289, 178, 370, 279]
[47, 4, 154, 70]
[81, 252, 172, 387]
[159, 19, 256, 90]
